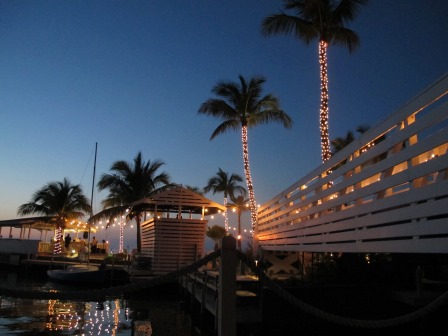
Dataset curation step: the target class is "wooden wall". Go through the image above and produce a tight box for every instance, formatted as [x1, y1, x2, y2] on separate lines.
[141, 217, 207, 275]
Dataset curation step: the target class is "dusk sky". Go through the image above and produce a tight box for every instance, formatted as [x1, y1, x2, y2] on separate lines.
[1, 1, 447, 251]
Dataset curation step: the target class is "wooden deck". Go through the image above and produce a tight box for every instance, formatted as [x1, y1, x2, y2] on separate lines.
[180, 269, 262, 329]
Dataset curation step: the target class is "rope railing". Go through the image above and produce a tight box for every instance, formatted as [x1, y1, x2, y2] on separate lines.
[2, 249, 448, 330]
[237, 250, 448, 329]
[0, 250, 221, 301]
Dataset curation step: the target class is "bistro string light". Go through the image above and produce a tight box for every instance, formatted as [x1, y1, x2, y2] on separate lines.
[223, 198, 229, 232]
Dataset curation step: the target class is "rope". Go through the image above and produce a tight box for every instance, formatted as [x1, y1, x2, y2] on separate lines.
[2, 249, 448, 330]
[0, 250, 220, 301]
[237, 250, 448, 329]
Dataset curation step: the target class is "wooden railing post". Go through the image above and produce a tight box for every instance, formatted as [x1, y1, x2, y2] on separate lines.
[218, 235, 236, 336]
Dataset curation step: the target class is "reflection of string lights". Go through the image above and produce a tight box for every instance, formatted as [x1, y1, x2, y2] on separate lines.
[44, 299, 130, 334]
[46, 301, 83, 331]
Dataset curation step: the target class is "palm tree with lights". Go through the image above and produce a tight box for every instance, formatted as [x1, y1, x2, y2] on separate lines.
[262, 0, 367, 163]
[17, 178, 91, 254]
[204, 168, 246, 232]
[228, 192, 250, 251]
[199, 75, 292, 252]
[94, 151, 170, 253]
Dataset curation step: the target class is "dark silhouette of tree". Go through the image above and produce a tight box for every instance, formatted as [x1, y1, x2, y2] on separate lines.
[204, 168, 246, 232]
[17, 178, 91, 253]
[94, 151, 170, 253]
[206, 224, 227, 269]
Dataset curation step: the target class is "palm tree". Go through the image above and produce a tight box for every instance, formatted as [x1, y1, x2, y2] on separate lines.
[331, 124, 370, 154]
[198, 75, 292, 252]
[228, 192, 250, 251]
[17, 178, 91, 254]
[204, 168, 246, 232]
[206, 224, 227, 269]
[185, 185, 204, 195]
[206, 224, 227, 251]
[94, 151, 170, 253]
[262, 0, 367, 163]
[331, 130, 355, 154]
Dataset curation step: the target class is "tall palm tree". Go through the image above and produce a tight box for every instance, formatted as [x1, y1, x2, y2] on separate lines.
[262, 0, 367, 163]
[17, 178, 91, 254]
[94, 151, 170, 253]
[228, 192, 250, 251]
[204, 168, 246, 232]
[198, 75, 292, 252]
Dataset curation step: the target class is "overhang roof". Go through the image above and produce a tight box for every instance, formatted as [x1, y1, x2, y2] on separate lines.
[0, 216, 55, 228]
[131, 185, 226, 216]
[0, 216, 95, 232]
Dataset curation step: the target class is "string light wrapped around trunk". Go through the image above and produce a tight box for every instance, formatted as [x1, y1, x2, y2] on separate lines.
[319, 40, 331, 162]
[241, 126, 258, 235]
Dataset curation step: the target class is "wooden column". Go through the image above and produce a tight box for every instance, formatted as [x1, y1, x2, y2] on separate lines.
[218, 235, 236, 336]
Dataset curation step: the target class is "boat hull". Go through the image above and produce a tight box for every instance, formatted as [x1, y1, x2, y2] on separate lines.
[47, 265, 108, 284]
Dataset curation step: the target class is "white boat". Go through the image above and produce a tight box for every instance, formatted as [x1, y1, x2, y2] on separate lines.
[47, 264, 108, 284]
[47, 143, 108, 284]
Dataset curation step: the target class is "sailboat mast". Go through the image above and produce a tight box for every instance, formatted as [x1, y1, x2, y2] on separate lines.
[90, 142, 98, 216]
[87, 142, 98, 264]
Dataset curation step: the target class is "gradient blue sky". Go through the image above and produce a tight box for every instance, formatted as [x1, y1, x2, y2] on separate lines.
[1, 1, 447, 251]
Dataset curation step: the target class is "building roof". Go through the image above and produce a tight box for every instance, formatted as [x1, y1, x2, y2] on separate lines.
[0, 216, 55, 228]
[131, 185, 226, 216]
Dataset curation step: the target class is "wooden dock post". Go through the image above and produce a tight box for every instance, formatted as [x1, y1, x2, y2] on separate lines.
[218, 236, 236, 336]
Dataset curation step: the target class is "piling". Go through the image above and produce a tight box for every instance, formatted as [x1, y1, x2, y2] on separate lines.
[218, 236, 236, 336]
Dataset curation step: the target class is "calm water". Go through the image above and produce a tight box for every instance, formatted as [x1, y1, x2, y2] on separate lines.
[0, 266, 193, 336]
[2, 265, 447, 335]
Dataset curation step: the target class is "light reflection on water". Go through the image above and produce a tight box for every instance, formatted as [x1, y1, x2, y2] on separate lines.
[0, 296, 132, 335]
[0, 268, 192, 336]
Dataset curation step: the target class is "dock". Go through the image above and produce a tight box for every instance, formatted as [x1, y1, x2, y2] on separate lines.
[180, 270, 261, 327]
[179, 237, 262, 335]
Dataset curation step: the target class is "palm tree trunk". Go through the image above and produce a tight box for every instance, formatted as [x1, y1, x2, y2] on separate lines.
[241, 125, 258, 254]
[55, 227, 62, 254]
[319, 40, 331, 162]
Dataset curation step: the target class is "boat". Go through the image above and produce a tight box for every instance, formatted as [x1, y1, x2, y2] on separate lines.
[46, 143, 108, 284]
[47, 263, 108, 284]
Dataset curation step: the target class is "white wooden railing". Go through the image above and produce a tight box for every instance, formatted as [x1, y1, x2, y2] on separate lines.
[257, 73, 448, 254]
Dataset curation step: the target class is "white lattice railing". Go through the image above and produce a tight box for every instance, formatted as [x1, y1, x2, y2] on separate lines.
[257, 73, 448, 254]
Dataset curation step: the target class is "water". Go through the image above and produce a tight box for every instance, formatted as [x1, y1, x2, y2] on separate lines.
[2, 265, 447, 335]
[0, 266, 193, 336]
